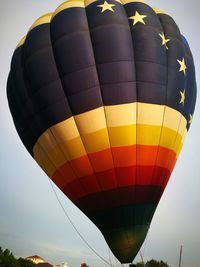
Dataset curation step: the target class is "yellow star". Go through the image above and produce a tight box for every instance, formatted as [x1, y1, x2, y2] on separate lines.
[159, 32, 170, 50]
[97, 1, 116, 12]
[189, 114, 193, 124]
[129, 11, 147, 26]
[177, 58, 187, 75]
[179, 89, 186, 106]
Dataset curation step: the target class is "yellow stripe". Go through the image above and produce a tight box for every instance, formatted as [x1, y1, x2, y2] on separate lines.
[33, 123, 185, 177]
[33, 104, 188, 177]
[81, 128, 110, 153]
[53, 0, 85, 18]
[109, 125, 136, 146]
[174, 116, 188, 157]
[153, 8, 167, 15]
[29, 13, 53, 32]
[33, 104, 187, 160]
[34, 123, 185, 166]
[121, 0, 146, 4]
[84, 0, 98, 7]
[85, 0, 146, 7]
[34, 144, 56, 177]
[16, 36, 26, 49]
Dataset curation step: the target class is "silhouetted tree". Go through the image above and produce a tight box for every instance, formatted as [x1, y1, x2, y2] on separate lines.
[129, 259, 170, 267]
[146, 259, 170, 267]
[0, 248, 35, 267]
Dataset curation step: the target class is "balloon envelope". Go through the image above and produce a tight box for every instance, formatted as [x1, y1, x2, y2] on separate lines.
[7, 0, 197, 263]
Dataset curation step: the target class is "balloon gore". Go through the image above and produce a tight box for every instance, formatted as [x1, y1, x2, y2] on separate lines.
[7, 0, 196, 263]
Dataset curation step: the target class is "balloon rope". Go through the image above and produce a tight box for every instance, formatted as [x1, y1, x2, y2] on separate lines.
[48, 178, 114, 267]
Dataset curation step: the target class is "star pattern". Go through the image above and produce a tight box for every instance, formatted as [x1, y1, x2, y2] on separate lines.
[179, 89, 186, 106]
[95, 2, 194, 128]
[177, 58, 187, 75]
[129, 11, 147, 26]
[97, 1, 116, 12]
[159, 32, 170, 50]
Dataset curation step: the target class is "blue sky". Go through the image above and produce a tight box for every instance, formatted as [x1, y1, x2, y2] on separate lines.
[0, 1, 200, 267]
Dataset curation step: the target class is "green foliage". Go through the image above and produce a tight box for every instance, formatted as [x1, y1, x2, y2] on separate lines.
[130, 259, 170, 267]
[145, 259, 170, 267]
[0, 247, 35, 267]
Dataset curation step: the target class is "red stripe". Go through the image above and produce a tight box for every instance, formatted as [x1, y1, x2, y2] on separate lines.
[61, 165, 170, 202]
[74, 185, 163, 213]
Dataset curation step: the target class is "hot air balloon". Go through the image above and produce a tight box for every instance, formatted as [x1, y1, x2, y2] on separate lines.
[7, 0, 197, 264]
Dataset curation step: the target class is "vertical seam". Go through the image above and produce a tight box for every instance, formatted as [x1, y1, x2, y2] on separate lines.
[49, 12, 103, 196]
[83, 1, 119, 191]
[121, 0, 138, 253]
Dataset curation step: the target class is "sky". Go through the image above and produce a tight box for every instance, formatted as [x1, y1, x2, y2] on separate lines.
[0, 1, 200, 267]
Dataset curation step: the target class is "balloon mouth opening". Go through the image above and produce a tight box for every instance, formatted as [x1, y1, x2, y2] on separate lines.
[103, 225, 149, 264]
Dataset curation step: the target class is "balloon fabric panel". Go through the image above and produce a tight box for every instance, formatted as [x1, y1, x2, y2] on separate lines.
[7, 0, 197, 264]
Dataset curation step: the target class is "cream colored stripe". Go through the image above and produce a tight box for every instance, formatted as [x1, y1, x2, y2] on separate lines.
[105, 103, 136, 127]
[177, 129, 187, 157]
[74, 107, 107, 134]
[16, 36, 26, 49]
[29, 13, 53, 32]
[50, 117, 80, 141]
[85, 0, 146, 6]
[34, 144, 56, 177]
[121, 0, 146, 4]
[53, 0, 85, 18]
[153, 8, 167, 15]
[163, 106, 187, 132]
[85, 0, 98, 7]
[33, 117, 87, 167]
[174, 116, 188, 157]
[33, 104, 187, 153]
[33, 104, 188, 174]
[73, 104, 187, 135]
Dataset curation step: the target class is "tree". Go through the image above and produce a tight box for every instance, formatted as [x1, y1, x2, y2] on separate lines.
[130, 259, 170, 267]
[0, 248, 35, 267]
[146, 259, 170, 267]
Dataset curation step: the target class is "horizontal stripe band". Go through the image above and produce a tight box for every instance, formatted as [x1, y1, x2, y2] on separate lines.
[71, 185, 163, 212]
[16, 36, 26, 49]
[16, 0, 168, 42]
[153, 8, 167, 14]
[34, 144, 176, 178]
[52, 165, 171, 202]
[53, 0, 85, 18]
[88, 204, 156, 229]
[29, 13, 53, 32]
[33, 103, 186, 177]
[84, 0, 147, 7]
[33, 124, 183, 173]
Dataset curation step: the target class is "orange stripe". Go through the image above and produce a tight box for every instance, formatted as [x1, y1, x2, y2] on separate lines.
[51, 145, 177, 200]
[52, 145, 176, 182]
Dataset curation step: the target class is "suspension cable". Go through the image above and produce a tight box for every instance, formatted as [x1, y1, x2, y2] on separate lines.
[48, 178, 114, 267]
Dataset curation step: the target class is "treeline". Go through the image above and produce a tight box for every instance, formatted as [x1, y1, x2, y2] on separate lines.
[130, 259, 170, 267]
[0, 247, 35, 267]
